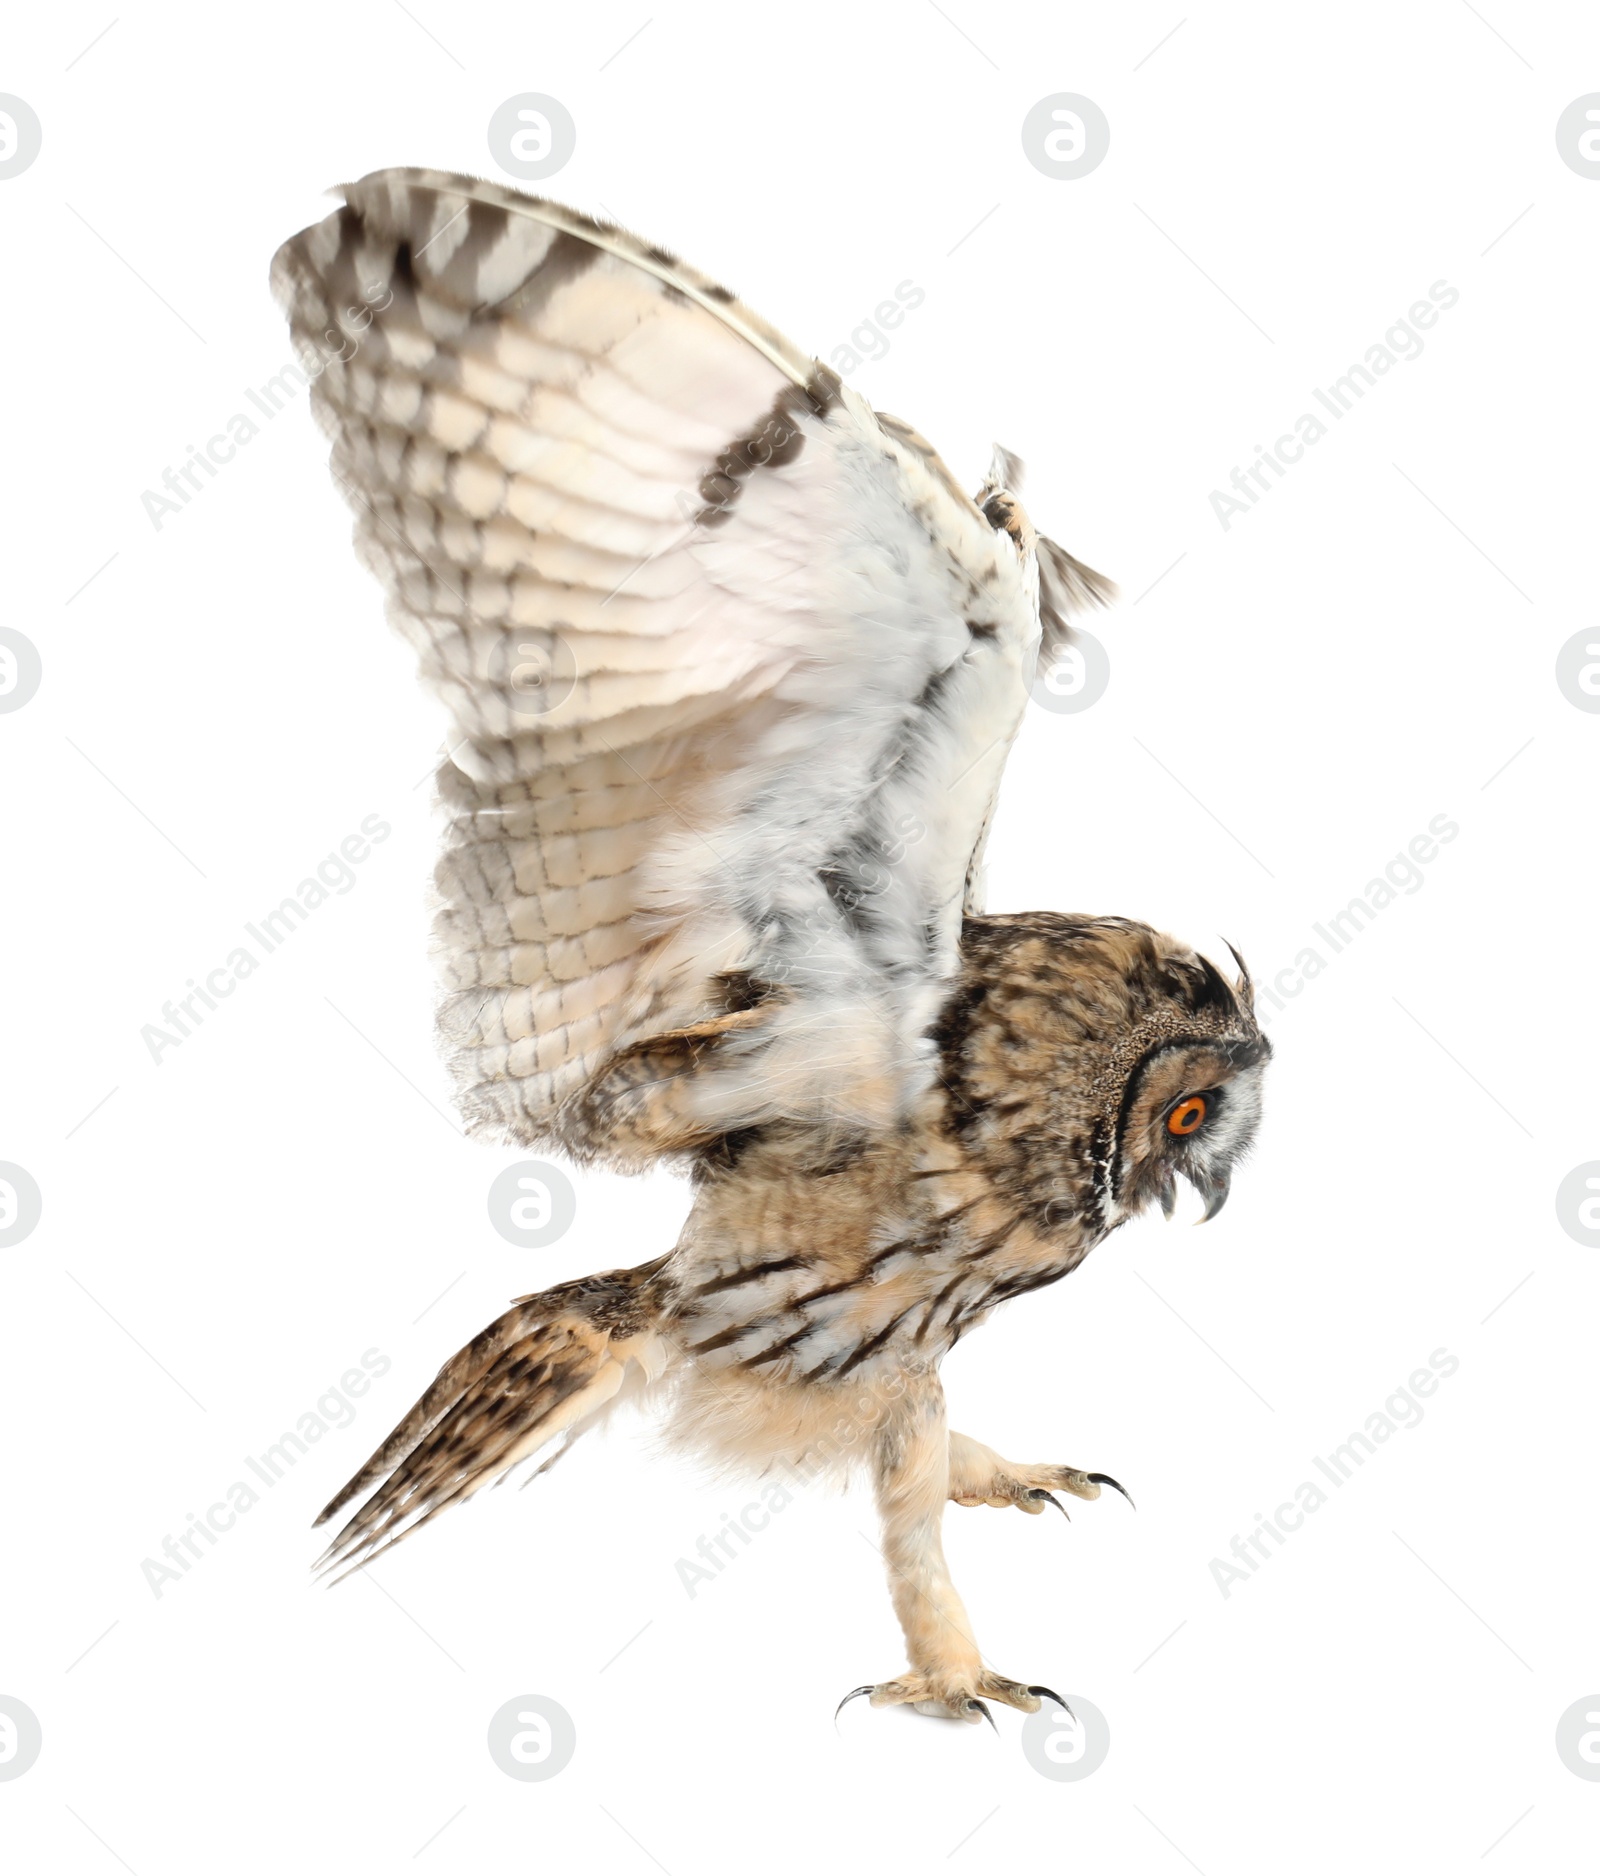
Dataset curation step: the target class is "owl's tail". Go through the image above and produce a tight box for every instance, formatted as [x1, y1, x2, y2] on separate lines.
[312, 1257, 671, 1582]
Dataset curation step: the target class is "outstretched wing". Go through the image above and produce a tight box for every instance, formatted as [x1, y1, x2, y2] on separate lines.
[273, 167, 1109, 1166]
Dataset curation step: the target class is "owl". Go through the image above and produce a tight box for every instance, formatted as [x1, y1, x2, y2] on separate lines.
[272, 168, 1270, 1725]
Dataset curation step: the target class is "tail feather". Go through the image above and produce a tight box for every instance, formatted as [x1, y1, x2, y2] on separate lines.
[314, 1262, 666, 1580]
[313, 1307, 534, 1531]
[1036, 534, 1117, 652]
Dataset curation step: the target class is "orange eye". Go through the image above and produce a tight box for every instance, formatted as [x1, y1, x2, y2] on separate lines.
[1167, 1096, 1207, 1136]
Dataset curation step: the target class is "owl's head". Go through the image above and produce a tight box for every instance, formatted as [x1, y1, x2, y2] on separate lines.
[1108, 1012, 1270, 1227]
[940, 913, 1271, 1239]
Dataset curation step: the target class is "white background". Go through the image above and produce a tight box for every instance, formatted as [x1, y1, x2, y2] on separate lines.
[2, 2, 1596, 1869]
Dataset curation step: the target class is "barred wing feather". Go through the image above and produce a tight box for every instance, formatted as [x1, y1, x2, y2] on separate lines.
[272, 166, 1087, 1165]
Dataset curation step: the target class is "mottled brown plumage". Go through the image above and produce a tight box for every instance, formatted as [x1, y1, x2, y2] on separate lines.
[314, 914, 1268, 1715]
[277, 171, 1271, 1723]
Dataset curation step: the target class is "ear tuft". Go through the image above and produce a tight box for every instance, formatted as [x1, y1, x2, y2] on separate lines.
[1222, 939, 1256, 1012]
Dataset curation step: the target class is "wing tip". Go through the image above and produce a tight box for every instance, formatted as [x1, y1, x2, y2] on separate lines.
[275, 162, 812, 386]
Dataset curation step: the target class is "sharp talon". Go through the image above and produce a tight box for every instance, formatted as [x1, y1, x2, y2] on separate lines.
[1088, 1472, 1136, 1511]
[1036, 1490, 1070, 1520]
[967, 1698, 997, 1732]
[834, 1684, 875, 1727]
[1027, 1684, 1075, 1722]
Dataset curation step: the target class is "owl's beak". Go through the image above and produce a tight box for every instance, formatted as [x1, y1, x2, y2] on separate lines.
[1158, 1174, 1177, 1219]
[1191, 1168, 1231, 1223]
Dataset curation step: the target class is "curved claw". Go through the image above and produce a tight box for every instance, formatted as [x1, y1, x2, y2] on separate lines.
[1088, 1471, 1136, 1511]
[1027, 1684, 1076, 1722]
[834, 1684, 875, 1728]
[1030, 1489, 1070, 1520]
[966, 1698, 997, 1732]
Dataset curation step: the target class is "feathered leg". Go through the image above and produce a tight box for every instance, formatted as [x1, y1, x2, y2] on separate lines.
[839, 1371, 1063, 1725]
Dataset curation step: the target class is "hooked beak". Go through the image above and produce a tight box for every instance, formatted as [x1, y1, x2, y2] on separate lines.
[1154, 1166, 1229, 1224]
[1191, 1166, 1231, 1224]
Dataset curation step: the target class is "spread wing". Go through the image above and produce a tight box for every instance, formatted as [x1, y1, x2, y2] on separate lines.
[272, 167, 1110, 1166]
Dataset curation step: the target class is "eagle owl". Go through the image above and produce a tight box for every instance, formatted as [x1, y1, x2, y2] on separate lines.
[272, 168, 1270, 1725]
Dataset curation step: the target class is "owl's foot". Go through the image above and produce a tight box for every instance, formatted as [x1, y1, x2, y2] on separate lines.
[951, 1463, 1134, 1517]
[837, 1674, 1072, 1727]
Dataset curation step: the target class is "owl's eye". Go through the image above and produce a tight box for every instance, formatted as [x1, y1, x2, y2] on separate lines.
[1167, 1095, 1208, 1136]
